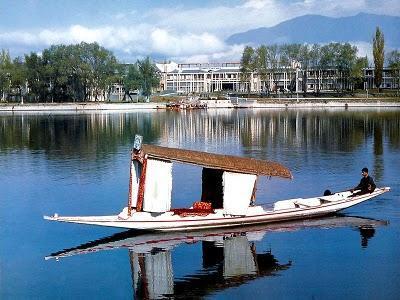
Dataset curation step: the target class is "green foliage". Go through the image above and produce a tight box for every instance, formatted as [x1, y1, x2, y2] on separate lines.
[280, 44, 302, 67]
[1, 44, 161, 103]
[309, 44, 321, 68]
[37, 42, 119, 102]
[256, 45, 268, 90]
[240, 46, 256, 94]
[25, 52, 47, 102]
[240, 46, 256, 79]
[351, 56, 368, 89]
[122, 57, 160, 101]
[3, 42, 120, 102]
[10, 57, 27, 98]
[0, 49, 13, 101]
[240, 42, 368, 93]
[0, 50, 28, 101]
[373, 27, 385, 90]
[387, 50, 400, 94]
[137, 57, 160, 98]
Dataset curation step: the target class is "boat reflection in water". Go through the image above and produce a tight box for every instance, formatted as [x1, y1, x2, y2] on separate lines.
[46, 215, 388, 299]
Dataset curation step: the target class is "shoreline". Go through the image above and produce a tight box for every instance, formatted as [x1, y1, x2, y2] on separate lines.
[0, 99, 399, 112]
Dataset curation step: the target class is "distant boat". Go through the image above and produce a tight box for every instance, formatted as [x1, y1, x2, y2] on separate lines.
[44, 135, 390, 231]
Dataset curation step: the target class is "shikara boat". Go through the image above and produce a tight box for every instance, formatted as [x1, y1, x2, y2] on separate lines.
[44, 136, 390, 231]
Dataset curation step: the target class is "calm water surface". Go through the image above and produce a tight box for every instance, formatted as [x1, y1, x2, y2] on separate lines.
[0, 108, 399, 299]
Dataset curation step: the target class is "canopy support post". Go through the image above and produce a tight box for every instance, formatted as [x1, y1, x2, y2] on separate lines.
[250, 177, 258, 206]
[136, 157, 148, 212]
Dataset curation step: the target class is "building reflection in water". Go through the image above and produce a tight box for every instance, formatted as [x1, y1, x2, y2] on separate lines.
[1, 109, 400, 155]
[46, 215, 388, 299]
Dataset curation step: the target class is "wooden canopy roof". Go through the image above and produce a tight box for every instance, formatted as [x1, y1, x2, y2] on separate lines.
[137, 144, 293, 179]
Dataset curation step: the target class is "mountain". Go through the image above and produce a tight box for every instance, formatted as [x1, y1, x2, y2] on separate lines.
[226, 13, 400, 48]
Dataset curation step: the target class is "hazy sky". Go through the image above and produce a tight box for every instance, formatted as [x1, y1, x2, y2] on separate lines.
[1, 0, 399, 62]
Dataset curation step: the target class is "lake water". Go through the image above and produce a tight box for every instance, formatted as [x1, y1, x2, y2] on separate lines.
[0, 108, 399, 299]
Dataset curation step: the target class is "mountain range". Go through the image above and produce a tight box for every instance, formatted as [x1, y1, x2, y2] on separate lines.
[226, 13, 400, 49]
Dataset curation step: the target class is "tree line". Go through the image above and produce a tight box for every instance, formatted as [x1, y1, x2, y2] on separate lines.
[240, 27, 400, 94]
[0, 42, 160, 103]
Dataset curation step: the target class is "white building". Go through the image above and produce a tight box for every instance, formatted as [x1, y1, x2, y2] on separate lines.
[364, 68, 399, 90]
[156, 62, 245, 94]
[155, 61, 359, 94]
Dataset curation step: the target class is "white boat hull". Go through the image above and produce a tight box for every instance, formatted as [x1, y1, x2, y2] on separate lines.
[44, 187, 390, 231]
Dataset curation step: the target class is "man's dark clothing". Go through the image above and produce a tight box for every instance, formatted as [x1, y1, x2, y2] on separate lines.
[355, 176, 376, 194]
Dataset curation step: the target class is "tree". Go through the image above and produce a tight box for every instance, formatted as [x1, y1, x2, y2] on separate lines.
[298, 44, 311, 96]
[266, 45, 279, 94]
[25, 52, 49, 102]
[387, 50, 400, 96]
[38, 43, 119, 102]
[0, 49, 13, 101]
[9, 57, 27, 103]
[123, 63, 142, 102]
[240, 46, 256, 95]
[320, 43, 343, 93]
[280, 44, 302, 67]
[256, 46, 269, 93]
[280, 44, 302, 94]
[373, 27, 385, 91]
[137, 57, 160, 101]
[337, 43, 358, 92]
[309, 44, 322, 95]
[350, 56, 368, 91]
[41, 45, 74, 102]
[78, 42, 119, 101]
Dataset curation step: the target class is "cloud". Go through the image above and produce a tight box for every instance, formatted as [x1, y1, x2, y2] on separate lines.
[242, 0, 271, 9]
[1, 0, 399, 62]
[151, 29, 225, 56]
[175, 44, 246, 63]
[0, 24, 229, 62]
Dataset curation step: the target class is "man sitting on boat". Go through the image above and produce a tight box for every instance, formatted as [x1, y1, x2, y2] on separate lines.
[352, 167, 376, 196]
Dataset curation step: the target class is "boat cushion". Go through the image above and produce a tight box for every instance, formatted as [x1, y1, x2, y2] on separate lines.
[171, 208, 214, 217]
[193, 201, 212, 210]
[273, 199, 301, 211]
[295, 198, 321, 207]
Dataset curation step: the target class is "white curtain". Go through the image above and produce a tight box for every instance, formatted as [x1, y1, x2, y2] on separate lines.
[223, 172, 256, 215]
[131, 251, 174, 298]
[145, 252, 174, 299]
[130, 160, 141, 208]
[143, 159, 173, 213]
[223, 236, 257, 278]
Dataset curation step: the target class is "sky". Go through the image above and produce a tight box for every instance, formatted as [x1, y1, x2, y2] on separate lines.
[0, 0, 399, 63]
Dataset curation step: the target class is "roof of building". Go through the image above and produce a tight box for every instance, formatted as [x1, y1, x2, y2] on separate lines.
[169, 69, 208, 74]
[167, 68, 240, 74]
[137, 144, 293, 179]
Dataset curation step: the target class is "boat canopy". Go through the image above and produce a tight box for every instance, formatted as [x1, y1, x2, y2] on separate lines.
[136, 144, 293, 179]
